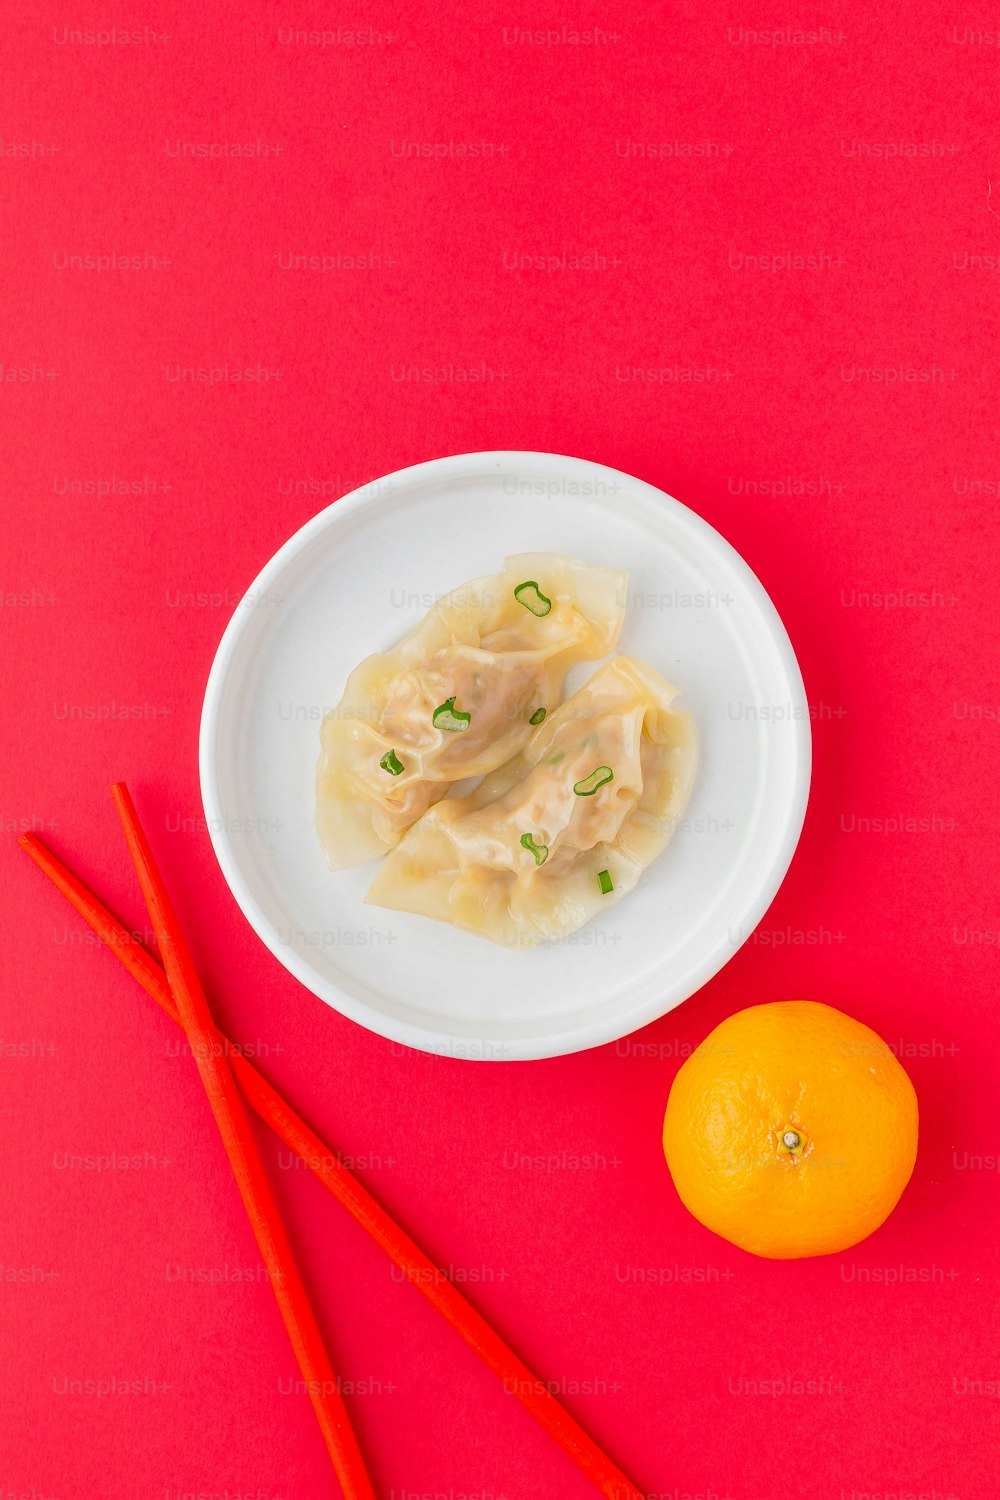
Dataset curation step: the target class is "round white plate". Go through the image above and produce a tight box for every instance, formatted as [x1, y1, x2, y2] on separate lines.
[200, 451, 810, 1061]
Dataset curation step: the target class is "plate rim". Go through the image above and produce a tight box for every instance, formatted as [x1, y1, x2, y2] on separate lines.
[199, 449, 812, 1060]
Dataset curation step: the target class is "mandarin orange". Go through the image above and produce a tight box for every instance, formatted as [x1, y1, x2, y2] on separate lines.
[663, 1001, 918, 1258]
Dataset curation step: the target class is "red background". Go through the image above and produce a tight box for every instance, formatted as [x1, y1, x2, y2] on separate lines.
[3, 4, 998, 1497]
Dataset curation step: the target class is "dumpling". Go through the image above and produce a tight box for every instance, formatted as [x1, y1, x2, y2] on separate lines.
[315, 554, 626, 869]
[366, 655, 697, 945]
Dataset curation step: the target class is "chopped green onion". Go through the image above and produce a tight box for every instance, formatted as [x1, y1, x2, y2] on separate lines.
[529, 707, 546, 725]
[519, 832, 548, 866]
[379, 748, 405, 776]
[513, 580, 552, 617]
[432, 695, 471, 732]
[573, 765, 614, 797]
[597, 869, 614, 895]
[546, 749, 565, 764]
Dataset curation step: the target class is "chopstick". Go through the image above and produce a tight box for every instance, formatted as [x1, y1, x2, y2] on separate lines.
[20, 827, 647, 1500]
[108, 785, 376, 1500]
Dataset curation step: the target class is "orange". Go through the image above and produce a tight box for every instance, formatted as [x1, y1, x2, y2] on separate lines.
[662, 1001, 918, 1259]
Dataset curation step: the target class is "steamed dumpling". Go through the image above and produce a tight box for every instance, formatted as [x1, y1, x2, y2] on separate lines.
[315, 555, 626, 869]
[366, 655, 697, 945]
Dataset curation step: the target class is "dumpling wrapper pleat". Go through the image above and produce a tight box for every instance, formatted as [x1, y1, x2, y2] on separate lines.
[315, 554, 626, 869]
[367, 655, 697, 946]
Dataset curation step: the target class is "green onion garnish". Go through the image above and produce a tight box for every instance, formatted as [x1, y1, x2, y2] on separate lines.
[529, 707, 546, 725]
[432, 695, 471, 732]
[597, 869, 614, 895]
[519, 832, 548, 866]
[513, 580, 552, 617]
[379, 748, 405, 776]
[573, 766, 614, 796]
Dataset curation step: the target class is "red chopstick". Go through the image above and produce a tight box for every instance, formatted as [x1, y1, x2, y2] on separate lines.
[108, 785, 376, 1500]
[20, 827, 647, 1500]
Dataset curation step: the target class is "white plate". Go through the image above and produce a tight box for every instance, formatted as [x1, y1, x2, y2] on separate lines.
[200, 451, 810, 1061]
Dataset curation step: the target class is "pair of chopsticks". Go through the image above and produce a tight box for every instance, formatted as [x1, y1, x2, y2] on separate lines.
[21, 788, 646, 1500]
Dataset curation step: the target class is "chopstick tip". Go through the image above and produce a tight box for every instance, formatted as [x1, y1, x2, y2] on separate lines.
[110, 782, 136, 823]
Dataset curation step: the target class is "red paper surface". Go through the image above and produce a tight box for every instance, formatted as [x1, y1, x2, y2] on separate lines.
[3, 4, 998, 1496]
